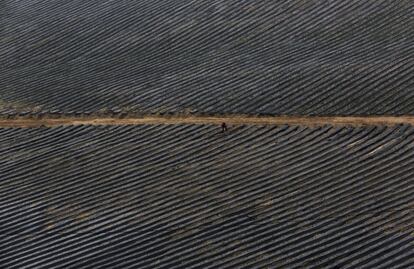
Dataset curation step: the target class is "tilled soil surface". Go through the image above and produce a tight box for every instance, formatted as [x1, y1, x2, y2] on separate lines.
[1, 124, 414, 268]
[1, 0, 413, 115]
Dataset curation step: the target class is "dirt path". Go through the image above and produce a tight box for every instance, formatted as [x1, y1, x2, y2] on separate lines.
[1, 115, 414, 128]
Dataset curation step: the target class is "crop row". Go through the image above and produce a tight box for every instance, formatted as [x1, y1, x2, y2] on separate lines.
[1, 0, 413, 115]
[1, 124, 414, 268]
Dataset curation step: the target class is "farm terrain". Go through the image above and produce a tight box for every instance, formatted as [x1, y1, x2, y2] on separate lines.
[1, 0, 413, 115]
[2, 124, 414, 268]
[1, 0, 414, 268]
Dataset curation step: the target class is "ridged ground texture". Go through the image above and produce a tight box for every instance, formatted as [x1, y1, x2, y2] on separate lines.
[1, 124, 414, 268]
[1, 0, 414, 115]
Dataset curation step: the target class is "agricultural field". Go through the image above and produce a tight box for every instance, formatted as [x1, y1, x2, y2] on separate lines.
[2, 0, 414, 268]
[1, 0, 414, 115]
[1, 124, 414, 268]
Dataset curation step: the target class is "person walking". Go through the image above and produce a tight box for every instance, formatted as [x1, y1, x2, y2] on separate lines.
[221, 122, 228, 133]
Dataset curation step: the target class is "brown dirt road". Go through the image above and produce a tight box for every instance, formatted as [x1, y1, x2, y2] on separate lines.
[1, 115, 414, 128]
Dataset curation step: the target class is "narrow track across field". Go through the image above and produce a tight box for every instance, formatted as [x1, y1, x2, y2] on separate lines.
[1, 115, 414, 128]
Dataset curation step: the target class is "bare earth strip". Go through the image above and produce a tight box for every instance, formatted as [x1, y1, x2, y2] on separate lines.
[1, 115, 414, 128]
